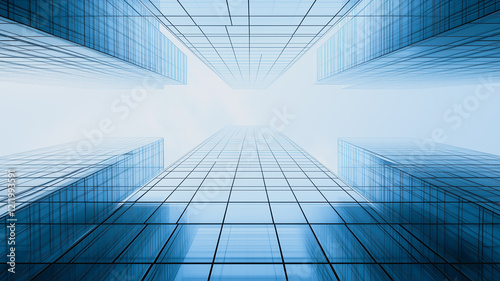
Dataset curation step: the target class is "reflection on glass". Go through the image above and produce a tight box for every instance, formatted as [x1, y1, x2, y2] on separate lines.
[159, 225, 220, 263]
[144, 264, 211, 281]
[286, 264, 337, 281]
[179, 203, 226, 223]
[224, 203, 273, 223]
[215, 225, 281, 263]
[300, 203, 343, 223]
[276, 225, 327, 263]
[312, 224, 372, 263]
[116, 224, 176, 263]
[271, 203, 307, 223]
[210, 264, 286, 281]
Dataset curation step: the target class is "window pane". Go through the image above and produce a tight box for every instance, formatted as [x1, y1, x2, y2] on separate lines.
[215, 225, 281, 263]
[210, 264, 286, 281]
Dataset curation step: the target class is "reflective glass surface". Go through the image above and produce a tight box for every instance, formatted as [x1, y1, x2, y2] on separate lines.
[339, 138, 500, 280]
[6, 128, 495, 280]
[318, 0, 500, 86]
[0, 138, 164, 278]
[0, 0, 186, 84]
[144, 0, 357, 88]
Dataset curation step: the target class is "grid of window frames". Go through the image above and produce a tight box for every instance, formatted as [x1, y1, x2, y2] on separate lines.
[317, 0, 500, 86]
[338, 138, 500, 280]
[142, 0, 358, 89]
[30, 127, 474, 280]
[0, 138, 164, 279]
[0, 0, 186, 84]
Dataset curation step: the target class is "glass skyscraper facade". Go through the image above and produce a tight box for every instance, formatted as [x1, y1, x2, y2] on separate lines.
[143, 0, 358, 88]
[317, 0, 500, 86]
[338, 138, 500, 280]
[1, 138, 164, 279]
[0, 0, 186, 85]
[5, 127, 488, 280]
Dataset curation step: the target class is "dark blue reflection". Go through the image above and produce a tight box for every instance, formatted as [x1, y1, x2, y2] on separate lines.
[382, 264, 465, 281]
[158, 224, 220, 263]
[332, 203, 378, 223]
[106, 203, 161, 223]
[210, 264, 286, 281]
[146, 203, 187, 223]
[144, 264, 211, 280]
[312, 224, 372, 263]
[116, 225, 176, 263]
[331, 264, 389, 280]
[35, 264, 149, 280]
[57, 224, 144, 263]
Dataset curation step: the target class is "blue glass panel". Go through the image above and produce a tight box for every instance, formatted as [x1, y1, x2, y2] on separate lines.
[144, 264, 211, 280]
[270, 203, 306, 223]
[224, 203, 273, 223]
[332, 203, 378, 223]
[300, 203, 343, 223]
[312, 224, 373, 263]
[116, 225, 176, 263]
[293, 190, 327, 202]
[267, 190, 297, 202]
[158, 224, 220, 263]
[332, 264, 389, 280]
[179, 203, 226, 223]
[230, 190, 268, 202]
[215, 225, 281, 263]
[145, 203, 187, 223]
[286, 264, 337, 281]
[57, 224, 144, 263]
[35, 264, 149, 280]
[107, 203, 161, 223]
[276, 225, 327, 263]
[210, 264, 286, 281]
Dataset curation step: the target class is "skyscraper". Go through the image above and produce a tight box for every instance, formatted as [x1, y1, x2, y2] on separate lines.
[0, 0, 187, 84]
[11, 127, 480, 280]
[317, 0, 500, 86]
[143, 0, 358, 88]
[338, 138, 500, 280]
[1, 138, 164, 279]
